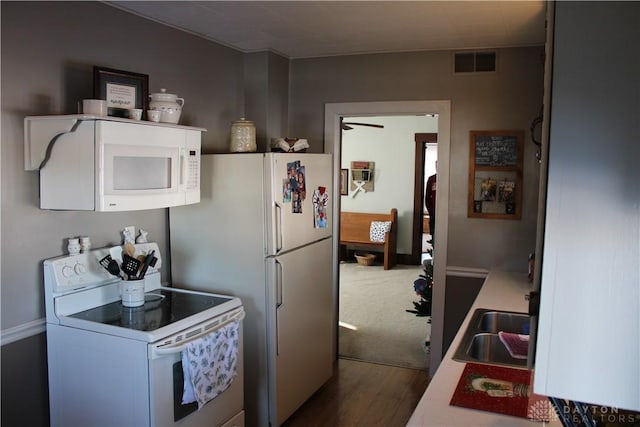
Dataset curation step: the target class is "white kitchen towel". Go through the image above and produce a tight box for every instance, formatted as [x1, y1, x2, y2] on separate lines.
[369, 221, 392, 242]
[181, 320, 240, 408]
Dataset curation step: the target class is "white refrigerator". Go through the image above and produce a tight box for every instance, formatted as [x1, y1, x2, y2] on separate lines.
[169, 153, 334, 427]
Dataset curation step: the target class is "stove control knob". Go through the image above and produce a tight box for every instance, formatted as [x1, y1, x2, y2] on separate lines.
[61, 265, 74, 278]
[74, 263, 87, 275]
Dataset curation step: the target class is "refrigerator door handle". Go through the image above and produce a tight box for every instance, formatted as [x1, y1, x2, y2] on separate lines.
[275, 259, 283, 355]
[274, 202, 283, 253]
[275, 259, 283, 308]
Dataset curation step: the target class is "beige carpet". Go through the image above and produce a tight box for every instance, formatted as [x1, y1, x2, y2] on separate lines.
[339, 262, 431, 370]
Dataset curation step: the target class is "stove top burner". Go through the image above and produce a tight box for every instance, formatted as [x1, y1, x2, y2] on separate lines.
[69, 288, 233, 332]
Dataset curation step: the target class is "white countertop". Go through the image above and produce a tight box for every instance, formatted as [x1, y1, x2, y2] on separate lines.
[407, 270, 560, 427]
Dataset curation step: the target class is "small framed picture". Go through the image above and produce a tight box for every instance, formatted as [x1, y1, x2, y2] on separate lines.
[93, 66, 149, 118]
[340, 169, 349, 195]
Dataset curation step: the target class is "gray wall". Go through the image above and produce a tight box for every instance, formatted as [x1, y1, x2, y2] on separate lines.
[443, 276, 484, 355]
[0, 334, 49, 427]
[244, 52, 290, 153]
[288, 48, 544, 272]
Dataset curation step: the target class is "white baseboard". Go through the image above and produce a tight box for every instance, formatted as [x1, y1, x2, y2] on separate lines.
[1, 318, 46, 346]
[446, 266, 489, 279]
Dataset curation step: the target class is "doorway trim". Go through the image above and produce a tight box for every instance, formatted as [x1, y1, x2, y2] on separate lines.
[325, 100, 451, 374]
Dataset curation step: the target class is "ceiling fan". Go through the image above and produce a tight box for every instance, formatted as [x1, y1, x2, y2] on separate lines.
[341, 122, 384, 131]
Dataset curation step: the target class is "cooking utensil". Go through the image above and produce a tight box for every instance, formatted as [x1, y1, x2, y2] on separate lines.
[137, 250, 156, 280]
[121, 254, 141, 279]
[99, 254, 113, 270]
[123, 243, 136, 258]
[110, 246, 123, 264]
[99, 255, 123, 279]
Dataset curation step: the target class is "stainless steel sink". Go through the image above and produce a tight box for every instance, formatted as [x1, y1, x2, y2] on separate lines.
[466, 333, 528, 367]
[453, 308, 530, 368]
[477, 310, 530, 334]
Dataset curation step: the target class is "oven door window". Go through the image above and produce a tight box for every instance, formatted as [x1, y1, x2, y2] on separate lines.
[173, 361, 198, 422]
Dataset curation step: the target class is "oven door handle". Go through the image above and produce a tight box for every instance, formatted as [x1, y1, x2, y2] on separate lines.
[150, 308, 245, 358]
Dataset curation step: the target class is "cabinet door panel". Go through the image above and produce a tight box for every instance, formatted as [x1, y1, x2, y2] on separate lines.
[533, 2, 640, 411]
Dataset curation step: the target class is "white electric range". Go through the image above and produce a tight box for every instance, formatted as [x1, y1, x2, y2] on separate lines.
[43, 243, 245, 427]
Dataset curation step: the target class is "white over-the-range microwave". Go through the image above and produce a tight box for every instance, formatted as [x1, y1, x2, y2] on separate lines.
[24, 115, 203, 211]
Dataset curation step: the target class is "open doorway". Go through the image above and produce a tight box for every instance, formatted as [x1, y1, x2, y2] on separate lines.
[338, 116, 436, 369]
[341, 116, 436, 262]
[325, 100, 451, 374]
[415, 133, 437, 264]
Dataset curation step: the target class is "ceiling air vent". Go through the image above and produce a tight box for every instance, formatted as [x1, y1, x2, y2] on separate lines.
[454, 51, 496, 73]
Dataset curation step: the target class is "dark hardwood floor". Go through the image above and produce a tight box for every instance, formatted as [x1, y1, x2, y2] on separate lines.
[282, 358, 430, 427]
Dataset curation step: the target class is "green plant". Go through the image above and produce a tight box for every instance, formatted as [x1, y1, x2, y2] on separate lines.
[408, 249, 433, 317]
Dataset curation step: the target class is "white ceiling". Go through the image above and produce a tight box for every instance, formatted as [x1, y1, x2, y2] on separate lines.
[107, 1, 547, 59]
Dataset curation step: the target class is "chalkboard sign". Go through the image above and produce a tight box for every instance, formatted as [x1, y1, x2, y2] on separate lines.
[468, 130, 524, 220]
[474, 135, 518, 167]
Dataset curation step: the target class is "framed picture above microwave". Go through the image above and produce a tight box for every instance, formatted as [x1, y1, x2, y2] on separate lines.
[93, 66, 149, 118]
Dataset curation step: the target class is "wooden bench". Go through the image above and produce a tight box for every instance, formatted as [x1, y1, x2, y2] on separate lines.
[339, 208, 398, 270]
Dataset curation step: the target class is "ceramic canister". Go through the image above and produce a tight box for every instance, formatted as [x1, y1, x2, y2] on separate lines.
[148, 88, 184, 124]
[230, 118, 257, 152]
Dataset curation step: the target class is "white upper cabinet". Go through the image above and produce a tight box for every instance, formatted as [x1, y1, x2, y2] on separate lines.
[533, 2, 640, 411]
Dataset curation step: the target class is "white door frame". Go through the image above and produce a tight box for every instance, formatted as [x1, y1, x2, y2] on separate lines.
[324, 100, 451, 374]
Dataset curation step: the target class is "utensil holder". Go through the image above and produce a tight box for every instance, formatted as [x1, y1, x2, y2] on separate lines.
[120, 279, 146, 307]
